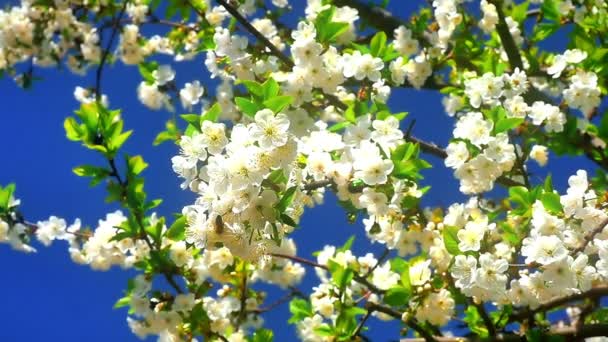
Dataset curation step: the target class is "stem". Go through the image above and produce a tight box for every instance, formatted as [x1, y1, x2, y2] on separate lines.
[365, 302, 436, 342]
[571, 216, 608, 255]
[214, 0, 293, 68]
[253, 288, 301, 313]
[473, 302, 497, 338]
[509, 286, 608, 323]
[351, 309, 372, 339]
[95, 1, 129, 102]
[490, 0, 524, 70]
[269, 253, 386, 294]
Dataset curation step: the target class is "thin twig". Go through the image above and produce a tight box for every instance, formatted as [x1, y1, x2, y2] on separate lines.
[95, 1, 129, 101]
[571, 216, 608, 255]
[509, 286, 608, 323]
[352, 309, 372, 339]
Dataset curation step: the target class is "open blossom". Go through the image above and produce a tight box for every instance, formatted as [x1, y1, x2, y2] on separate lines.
[453, 112, 493, 147]
[179, 81, 204, 110]
[457, 220, 486, 252]
[547, 49, 587, 78]
[529, 145, 548, 166]
[137, 82, 170, 111]
[152, 65, 175, 86]
[353, 142, 394, 185]
[529, 101, 565, 132]
[393, 26, 418, 56]
[250, 109, 290, 149]
[445, 141, 469, 168]
[342, 51, 384, 81]
[522, 235, 568, 265]
[409, 260, 432, 286]
[563, 71, 601, 117]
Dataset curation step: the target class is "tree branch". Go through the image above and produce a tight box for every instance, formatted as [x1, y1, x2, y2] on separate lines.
[489, 0, 524, 71]
[571, 216, 608, 255]
[509, 286, 608, 323]
[269, 253, 386, 294]
[95, 1, 129, 102]
[333, 0, 403, 36]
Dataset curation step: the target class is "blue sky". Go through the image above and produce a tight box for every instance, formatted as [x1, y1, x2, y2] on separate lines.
[0, 0, 597, 341]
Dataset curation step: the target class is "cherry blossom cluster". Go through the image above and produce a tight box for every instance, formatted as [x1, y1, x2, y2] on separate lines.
[0, 0, 106, 81]
[444, 170, 608, 308]
[444, 68, 566, 194]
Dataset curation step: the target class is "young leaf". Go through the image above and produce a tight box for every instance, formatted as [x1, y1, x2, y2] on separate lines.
[370, 31, 387, 57]
[275, 186, 297, 213]
[443, 226, 461, 255]
[235, 97, 259, 118]
[263, 95, 292, 113]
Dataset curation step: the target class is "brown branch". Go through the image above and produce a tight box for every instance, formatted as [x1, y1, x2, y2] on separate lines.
[302, 179, 333, 191]
[400, 324, 608, 341]
[365, 302, 436, 342]
[352, 309, 372, 340]
[489, 0, 524, 71]
[333, 0, 403, 36]
[571, 216, 608, 255]
[252, 288, 301, 313]
[269, 253, 386, 294]
[213, 0, 294, 68]
[207, 0, 452, 161]
[95, 1, 129, 101]
[509, 286, 608, 323]
[473, 302, 497, 338]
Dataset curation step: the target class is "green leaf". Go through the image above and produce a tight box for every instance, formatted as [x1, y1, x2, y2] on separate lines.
[275, 186, 297, 213]
[64, 117, 83, 141]
[235, 97, 259, 118]
[464, 306, 489, 337]
[240, 80, 264, 98]
[0, 183, 16, 210]
[383, 286, 411, 306]
[329, 121, 351, 132]
[202, 103, 221, 122]
[569, 25, 595, 53]
[315, 7, 349, 43]
[181, 114, 201, 130]
[344, 105, 356, 123]
[390, 258, 408, 274]
[391, 143, 418, 162]
[270, 222, 281, 246]
[263, 95, 293, 113]
[494, 117, 524, 134]
[165, 215, 187, 240]
[262, 78, 280, 100]
[328, 261, 354, 293]
[144, 199, 163, 211]
[280, 213, 298, 227]
[370, 31, 387, 57]
[289, 298, 313, 323]
[532, 23, 560, 42]
[337, 235, 355, 253]
[109, 231, 135, 242]
[511, 1, 529, 23]
[313, 324, 334, 337]
[73, 165, 111, 186]
[113, 296, 131, 309]
[252, 329, 273, 342]
[540, 192, 563, 214]
[544, 174, 554, 192]
[127, 155, 148, 176]
[541, 0, 560, 21]
[138, 61, 158, 84]
[509, 186, 531, 206]
[443, 226, 461, 255]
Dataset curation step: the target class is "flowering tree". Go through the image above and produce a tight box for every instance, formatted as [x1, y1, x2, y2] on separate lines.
[2, 0, 608, 340]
